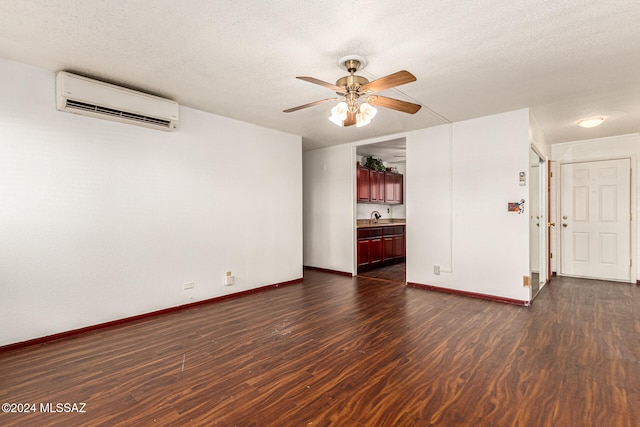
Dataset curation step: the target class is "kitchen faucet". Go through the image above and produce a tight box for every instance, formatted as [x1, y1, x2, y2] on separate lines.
[370, 210, 381, 224]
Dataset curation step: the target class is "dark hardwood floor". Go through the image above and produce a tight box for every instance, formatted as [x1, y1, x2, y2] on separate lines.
[1, 269, 639, 426]
[357, 262, 406, 284]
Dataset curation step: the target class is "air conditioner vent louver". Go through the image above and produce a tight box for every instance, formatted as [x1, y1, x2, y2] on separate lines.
[65, 100, 173, 128]
[56, 71, 179, 131]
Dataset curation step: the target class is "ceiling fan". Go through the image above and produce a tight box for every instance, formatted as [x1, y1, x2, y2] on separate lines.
[283, 55, 421, 127]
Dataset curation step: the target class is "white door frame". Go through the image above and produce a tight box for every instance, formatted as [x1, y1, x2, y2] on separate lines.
[530, 144, 548, 299]
[555, 156, 636, 283]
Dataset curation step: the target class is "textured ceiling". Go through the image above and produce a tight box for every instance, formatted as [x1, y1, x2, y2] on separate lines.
[1, 0, 639, 151]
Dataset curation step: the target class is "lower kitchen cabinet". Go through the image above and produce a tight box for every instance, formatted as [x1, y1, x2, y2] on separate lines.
[383, 236, 394, 260]
[384, 235, 405, 259]
[357, 225, 405, 273]
[357, 228, 383, 268]
[393, 234, 405, 258]
[357, 238, 370, 267]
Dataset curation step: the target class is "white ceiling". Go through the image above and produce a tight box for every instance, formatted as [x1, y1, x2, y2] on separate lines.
[1, 1, 639, 151]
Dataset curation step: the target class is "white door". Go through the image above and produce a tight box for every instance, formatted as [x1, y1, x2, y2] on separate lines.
[560, 159, 631, 282]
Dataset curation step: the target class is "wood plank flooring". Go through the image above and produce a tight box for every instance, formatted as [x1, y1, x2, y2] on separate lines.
[1, 270, 639, 426]
[357, 262, 406, 284]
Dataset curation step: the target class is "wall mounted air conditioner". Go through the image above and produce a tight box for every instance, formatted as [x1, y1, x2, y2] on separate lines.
[56, 71, 179, 131]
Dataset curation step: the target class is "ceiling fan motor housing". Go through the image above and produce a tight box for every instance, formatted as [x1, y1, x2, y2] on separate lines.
[335, 74, 369, 95]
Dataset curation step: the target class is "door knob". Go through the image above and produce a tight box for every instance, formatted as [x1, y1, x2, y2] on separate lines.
[548, 222, 555, 227]
[562, 223, 568, 228]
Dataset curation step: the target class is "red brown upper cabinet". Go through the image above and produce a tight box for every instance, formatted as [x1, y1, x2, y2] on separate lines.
[357, 165, 371, 202]
[356, 164, 403, 205]
[370, 170, 386, 203]
[384, 172, 403, 204]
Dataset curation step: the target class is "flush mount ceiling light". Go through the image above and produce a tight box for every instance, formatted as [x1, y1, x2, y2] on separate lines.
[283, 55, 421, 128]
[577, 116, 606, 128]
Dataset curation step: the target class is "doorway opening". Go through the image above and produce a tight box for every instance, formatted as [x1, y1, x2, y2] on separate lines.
[355, 138, 407, 285]
[529, 146, 548, 299]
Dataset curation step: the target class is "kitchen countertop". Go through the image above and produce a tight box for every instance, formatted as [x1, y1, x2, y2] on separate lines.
[356, 219, 406, 229]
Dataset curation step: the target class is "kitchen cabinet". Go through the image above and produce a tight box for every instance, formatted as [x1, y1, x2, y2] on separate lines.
[383, 226, 405, 260]
[357, 238, 370, 267]
[393, 234, 405, 258]
[384, 172, 403, 204]
[370, 170, 386, 203]
[357, 227, 383, 268]
[357, 225, 405, 272]
[383, 235, 394, 260]
[369, 236, 383, 265]
[357, 165, 371, 202]
[356, 164, 403, 205]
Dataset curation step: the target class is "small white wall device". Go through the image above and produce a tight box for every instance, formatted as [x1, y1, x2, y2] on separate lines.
[225, 271, 234, 286]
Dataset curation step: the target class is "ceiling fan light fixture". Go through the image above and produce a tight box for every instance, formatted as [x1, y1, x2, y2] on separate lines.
[329, 114, 344, 126]
[329, 101, 348, 126]
[577, 116, 606, 128]
[355, 113, 369, 127]
[360, 103, 377, 120]
[356, 103, 377, 127]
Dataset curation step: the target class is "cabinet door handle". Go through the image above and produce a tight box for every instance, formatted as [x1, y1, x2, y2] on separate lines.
[548, 222, 555, 227]
[562, 223, 568, 228]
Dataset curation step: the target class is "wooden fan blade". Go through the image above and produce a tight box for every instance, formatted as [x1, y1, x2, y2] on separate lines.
[296, 76, 345, 93]
[343, 111, 357, 126]
[360, 70, 416, 93]
[367, 95, 421, 114]
[283, 98, 339, 113]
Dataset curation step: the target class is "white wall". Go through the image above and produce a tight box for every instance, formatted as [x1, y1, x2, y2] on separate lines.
[406, 109, 531, 302]
[0, 59, 303, 346]
[551, 133, 639, 281]
[529, 110, 550, 157]
[303, 144, 354, 274]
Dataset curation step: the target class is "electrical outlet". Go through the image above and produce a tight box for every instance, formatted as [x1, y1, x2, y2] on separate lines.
[225, 274, 234, 286]
[434, 265, 440, 275]
[183, 281, 195, 290]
